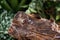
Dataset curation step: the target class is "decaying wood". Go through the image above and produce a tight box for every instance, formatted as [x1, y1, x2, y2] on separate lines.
[8, 11, 60, 40]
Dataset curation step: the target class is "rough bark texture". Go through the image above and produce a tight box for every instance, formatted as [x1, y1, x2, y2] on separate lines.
[8, 11, 60, 40]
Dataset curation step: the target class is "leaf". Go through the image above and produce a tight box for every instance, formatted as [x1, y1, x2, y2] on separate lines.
[9, 0, 18, 10]
[1, 0, 12, 11]
[56, 15, 60, 20]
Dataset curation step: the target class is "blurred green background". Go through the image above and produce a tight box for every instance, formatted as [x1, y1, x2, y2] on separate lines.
[0, 0, 60, 40]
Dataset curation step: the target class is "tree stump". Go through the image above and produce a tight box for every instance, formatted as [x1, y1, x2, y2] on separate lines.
[8, 11, 60, 40]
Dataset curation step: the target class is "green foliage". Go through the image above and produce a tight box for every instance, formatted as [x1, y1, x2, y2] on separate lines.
[1, 0, 12, 11]
[25, 0, 37, 14]
[56, 2, 60, 21]
[0, 10, 15, 40]
[26, 0, 46, 18]
[0, 0, 31, 12]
